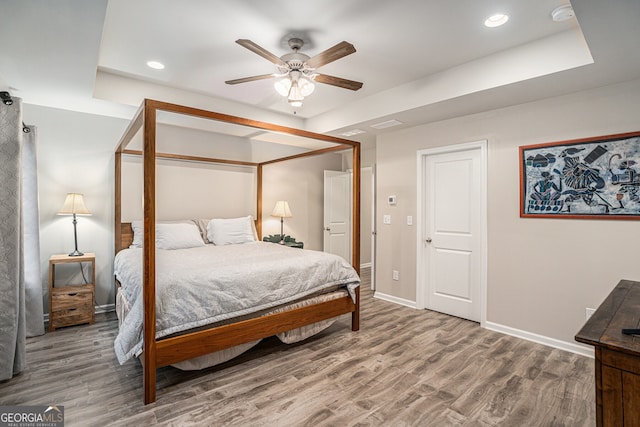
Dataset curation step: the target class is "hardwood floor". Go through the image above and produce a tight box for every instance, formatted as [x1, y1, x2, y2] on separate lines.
[1, 268, 595, 426]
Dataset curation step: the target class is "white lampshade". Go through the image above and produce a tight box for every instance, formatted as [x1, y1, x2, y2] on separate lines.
[299, 77, 315, 96]
[57, 193, 92, 215]
[288, 81, 304, 107]
[274, 78, 291, 96]
[271, 201, 292, 218]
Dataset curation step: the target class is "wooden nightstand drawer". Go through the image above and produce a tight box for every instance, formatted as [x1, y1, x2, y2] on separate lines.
[51, 284, 94, 311]
[50, 306, 94, 329]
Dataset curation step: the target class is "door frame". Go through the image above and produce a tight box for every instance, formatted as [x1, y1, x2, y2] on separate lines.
[415, 140, 488, 327]
[370, 164, 376, 291]
[359, 165, 376, 290]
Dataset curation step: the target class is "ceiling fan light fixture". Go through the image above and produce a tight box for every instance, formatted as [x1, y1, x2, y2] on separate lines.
[274, 78, 291, 96]
[299, 77, 315, 96]
[228, 38, 362, 108]
[287, 80, 305, 107]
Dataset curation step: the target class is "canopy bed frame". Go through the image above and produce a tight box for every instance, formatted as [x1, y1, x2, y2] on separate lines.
[114, 99, 361, 404]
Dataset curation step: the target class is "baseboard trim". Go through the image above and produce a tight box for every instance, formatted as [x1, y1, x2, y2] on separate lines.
[95, 303, 115, 314]
[373, 292, 417, 309]
[485, 321, 594, 358]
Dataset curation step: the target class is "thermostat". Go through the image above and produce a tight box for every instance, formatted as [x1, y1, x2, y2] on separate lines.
[388, 195, 397, 205]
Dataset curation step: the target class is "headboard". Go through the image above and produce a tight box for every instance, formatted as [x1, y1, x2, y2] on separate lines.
[119, 222, 134, 252]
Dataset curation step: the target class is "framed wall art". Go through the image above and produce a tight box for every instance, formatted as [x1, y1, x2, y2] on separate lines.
[520, 131, 640, 219]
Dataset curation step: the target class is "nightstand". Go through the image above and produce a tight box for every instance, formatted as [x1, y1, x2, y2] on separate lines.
[48, 253, 95, 331]
[262, 235, 303, 249]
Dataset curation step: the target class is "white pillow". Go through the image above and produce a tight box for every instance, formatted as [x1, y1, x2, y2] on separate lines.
[156, 223, 205, 250]
[207, 216, 257, 245]
[129, 221, 205, 250]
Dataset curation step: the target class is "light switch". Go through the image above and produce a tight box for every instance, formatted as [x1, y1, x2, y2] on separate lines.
[407, 216, 413, 225]
[383, 215, 391, 225]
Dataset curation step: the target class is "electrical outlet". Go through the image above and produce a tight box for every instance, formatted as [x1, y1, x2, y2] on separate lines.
[392, 270, 399, 281]
[585, 307, 596, 320]
[383, 215, 391, 225]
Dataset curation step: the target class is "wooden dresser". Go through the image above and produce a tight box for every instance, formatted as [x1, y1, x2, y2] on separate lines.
[48, 253, 95, 331]
[575, 279, 640, 426]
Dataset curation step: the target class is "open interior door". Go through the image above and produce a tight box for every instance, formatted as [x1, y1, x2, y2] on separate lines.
[323, 170, 352, 262]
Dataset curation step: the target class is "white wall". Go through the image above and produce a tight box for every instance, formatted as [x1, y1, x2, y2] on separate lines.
[375, 78, 640, 351]
[121, 158, 257, 221]
[24, 104, 128, 311]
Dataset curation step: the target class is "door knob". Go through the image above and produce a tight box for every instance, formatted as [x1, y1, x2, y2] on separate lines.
[324, 227, 331, 231]
[425, 237, 432, 243]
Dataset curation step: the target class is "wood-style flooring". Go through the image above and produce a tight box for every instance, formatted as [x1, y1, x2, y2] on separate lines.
[0, 268, 595, 426]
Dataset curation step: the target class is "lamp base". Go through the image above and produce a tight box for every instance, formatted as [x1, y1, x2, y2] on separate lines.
[68, 250, 84, 257]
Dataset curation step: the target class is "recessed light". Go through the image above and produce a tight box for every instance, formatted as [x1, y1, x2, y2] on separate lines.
[551, 5, 575, 22]
[484, 14, 509, 28]
[146, 61, 165, 70]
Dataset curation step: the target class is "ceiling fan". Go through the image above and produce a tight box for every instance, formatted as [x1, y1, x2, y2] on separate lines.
[225, 38, 363, 107]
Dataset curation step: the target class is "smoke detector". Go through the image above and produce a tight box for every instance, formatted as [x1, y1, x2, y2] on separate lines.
[551, 5, 575, 22]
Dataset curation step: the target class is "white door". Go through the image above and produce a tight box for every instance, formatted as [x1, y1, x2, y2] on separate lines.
[324, 170, 351, 261]
[417, 142, 486, 323]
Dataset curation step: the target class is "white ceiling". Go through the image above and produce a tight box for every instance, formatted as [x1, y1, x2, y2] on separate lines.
[1, 0, 639, 142]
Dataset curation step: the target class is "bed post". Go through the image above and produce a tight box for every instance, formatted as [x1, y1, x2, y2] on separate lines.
[142, 101, 158, 404]
[115, 151, 122, 254]
[352, 143, 361, 331]
[256, 164, 262, 239]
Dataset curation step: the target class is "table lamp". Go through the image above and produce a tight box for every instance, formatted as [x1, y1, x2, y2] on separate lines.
[270, 201, 293, 244]
[57, 193, 91, 256]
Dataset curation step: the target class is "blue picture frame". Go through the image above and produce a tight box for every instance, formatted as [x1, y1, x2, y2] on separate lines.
[520, 131, 640, 219]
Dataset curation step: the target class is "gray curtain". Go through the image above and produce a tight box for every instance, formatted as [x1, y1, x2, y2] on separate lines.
[22, 125, 44, 337]
[0, 96, 43, 381]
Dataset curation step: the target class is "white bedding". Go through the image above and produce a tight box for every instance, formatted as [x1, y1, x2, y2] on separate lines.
[113, 242, 360, 364]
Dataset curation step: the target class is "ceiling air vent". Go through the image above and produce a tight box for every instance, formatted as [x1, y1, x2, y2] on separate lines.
[370, 119, 403, 130]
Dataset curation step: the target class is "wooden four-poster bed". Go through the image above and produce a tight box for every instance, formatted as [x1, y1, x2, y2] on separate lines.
[114, 99, 361, 404]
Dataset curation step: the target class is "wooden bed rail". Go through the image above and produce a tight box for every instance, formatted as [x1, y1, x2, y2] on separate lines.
[154, 290, 359, 367]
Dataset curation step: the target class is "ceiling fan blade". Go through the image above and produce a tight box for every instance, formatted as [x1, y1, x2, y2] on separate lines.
[235, 39, 286, 67]
[306, 41, 356, 69]
[225, 73, 276, 85]
[314, 74, 363, 91]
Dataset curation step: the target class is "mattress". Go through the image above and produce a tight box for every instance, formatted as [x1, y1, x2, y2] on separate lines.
[113, 242, 360, 366]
